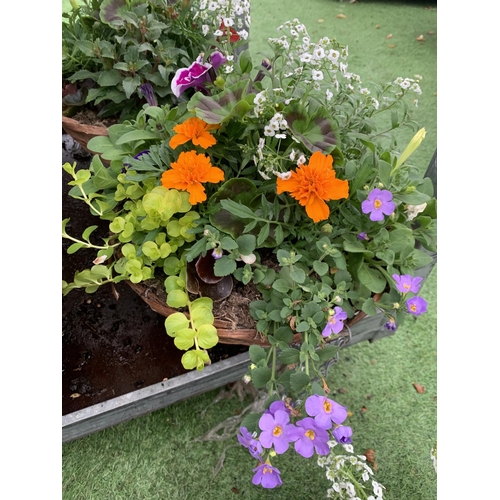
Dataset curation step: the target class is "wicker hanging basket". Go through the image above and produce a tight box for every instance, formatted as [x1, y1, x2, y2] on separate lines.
[126, 280, 377, 347]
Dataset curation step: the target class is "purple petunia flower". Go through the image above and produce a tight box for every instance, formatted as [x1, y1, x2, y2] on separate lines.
[406, 296, 428, 316]
[322, 307, 348, 337]
[121, 149, 150, 172]
[392, 274, 423, 294]
[139, 83, 158, 106]
[288, 417, 330, 458]
[237, 427, 263, 460]
[384, 317, 397, 331]
[252, 462, 283, 489]
[305, 394, 348, 430]
[171, 51, 226, 98]
[258, 409, 294, 454]
[332, 425, 353, 444]
[361, 188, 396, 222]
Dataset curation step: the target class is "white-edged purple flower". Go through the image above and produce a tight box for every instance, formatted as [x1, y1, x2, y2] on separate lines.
[237, 427, 263, 460]
[171, 51, 226, 98]
[322, 307, 348, 337]
[305, 394, 348, 430]
[288, 417, 330, 458]
[258, 409, 294, 454]
[406, 296, 428, 316]
[332, 425, 353, 444]
[361, 188, 395, 222]
[392, 274, 423, 294]
[252, 462, 283, 489]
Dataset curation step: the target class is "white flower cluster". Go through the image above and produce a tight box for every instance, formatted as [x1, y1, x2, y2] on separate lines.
[264, 112, 288, 138]
[393, 76, 422, 95]
[191, 0, 251, 74]
[317, 441, 385, 500]
[266, 19, 376, 108]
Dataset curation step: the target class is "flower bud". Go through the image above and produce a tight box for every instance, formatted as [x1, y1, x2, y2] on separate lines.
[321, 223, 333, 234]
[240, 253, 256, 264]
[214, 76, 225, 89]
[393, 302, 400, 309]
[377, 182, 384, 188]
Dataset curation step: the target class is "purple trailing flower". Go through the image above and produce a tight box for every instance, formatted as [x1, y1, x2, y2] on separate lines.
[258, 409, 294, 454]
[288, 417, 330, 458]
[332, 425, 353, 444]
[139, 83, 157, 106]
[361, 188, 395, 222]
[237, 427, 263, 460]
[265, 400, 290, 416]
[384, 317, 397, 331]
[357, 231, 368, 240]
[406, 296, 428, 316]
[212, 247, 223, 260]
[322, 307, 348, 337]
[254, 58, 272, 83]
[305, 394, 348, 430]
[171, 51, 226, 98]
[392, 274, 423, 294]
[252, 462, 282, 489]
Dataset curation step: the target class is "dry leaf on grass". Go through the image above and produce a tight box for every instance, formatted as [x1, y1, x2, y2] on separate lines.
[361, 405, 368, 413]
[336, 14, 347, 19]
[318, 19, 324, 23]
[386, 34, 393, 39]
[416, 35, 425, 41]
[375, 24, 380, 29]
[413, 382, 425, 394]
[428, 30, 435, 35]
[389, 44, 395, 49]
[363, 449, 378, 470]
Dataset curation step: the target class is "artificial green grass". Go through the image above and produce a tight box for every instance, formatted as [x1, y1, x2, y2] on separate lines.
[62, 1, 437, 499]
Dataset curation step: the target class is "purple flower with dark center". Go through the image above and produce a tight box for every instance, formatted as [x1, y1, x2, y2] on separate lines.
[237, 427, 263, 460]
[322, 307, 348, 337]
[252, 462, 282, 489]
[288, 417, 330, 458]
[384, 317, 397, 331]
[305, 394, 348, 430]
[332, 425, 353, 444]
[139, 83, 157, 106]
[258, 409, 294, 454]
[406, 296, 428, 316]
[361, 188, 395, 222]
[171, 51, 226, 98]
[392, 274, 423, 294]
[264, 400, 290, 416]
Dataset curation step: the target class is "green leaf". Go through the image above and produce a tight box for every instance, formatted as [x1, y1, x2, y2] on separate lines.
[174, 328, 196, 350]
[357, 263, 386, 293]
[313, 261, 329, 276]
[213, 255, 237, 276]
[361, 297, 378, 316]
[290, 267, 306, 283]
[115, 130, 160, 145]
[197, 324, 219, 349]
[272, 279, 290, 293]
[277, 348, 300, 365]
[166, 289, 189, 308]
[190, 306, 214, 329]
[164, 312, 190, 337]
[122, 75, 141, 99]
[240, 413, 261, 434]
[249, 345, 267, 363]
[250, 366, 272, 388]
[290, 372, 310, 393]
[236, 234, 256, 255]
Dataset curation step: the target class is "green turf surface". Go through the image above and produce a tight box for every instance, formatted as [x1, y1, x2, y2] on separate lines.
[62, 1, 437, 499]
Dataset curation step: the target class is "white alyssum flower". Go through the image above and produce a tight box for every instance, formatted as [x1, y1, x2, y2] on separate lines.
[326, 89, 333, 101]
[312, 69, 324, 81]
[273, 170, 292, 180]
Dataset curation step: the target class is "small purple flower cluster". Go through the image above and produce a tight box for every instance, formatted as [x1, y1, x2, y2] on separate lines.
[238, 395, 352, 489]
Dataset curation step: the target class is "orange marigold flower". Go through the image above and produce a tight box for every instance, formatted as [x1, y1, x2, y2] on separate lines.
[161, 150, 224, 205]
[276, 151, 348, 223]
[169, 116, 220, 149]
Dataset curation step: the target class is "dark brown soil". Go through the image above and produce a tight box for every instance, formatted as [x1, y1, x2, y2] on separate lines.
[62, 136, 248, 416]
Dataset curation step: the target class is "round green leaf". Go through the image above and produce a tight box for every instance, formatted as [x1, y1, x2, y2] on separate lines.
[165, 312, 189, 337]
[191, 306, 214, 329]
[197, 324, 219, 349]
[166, 289, 189, 308]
